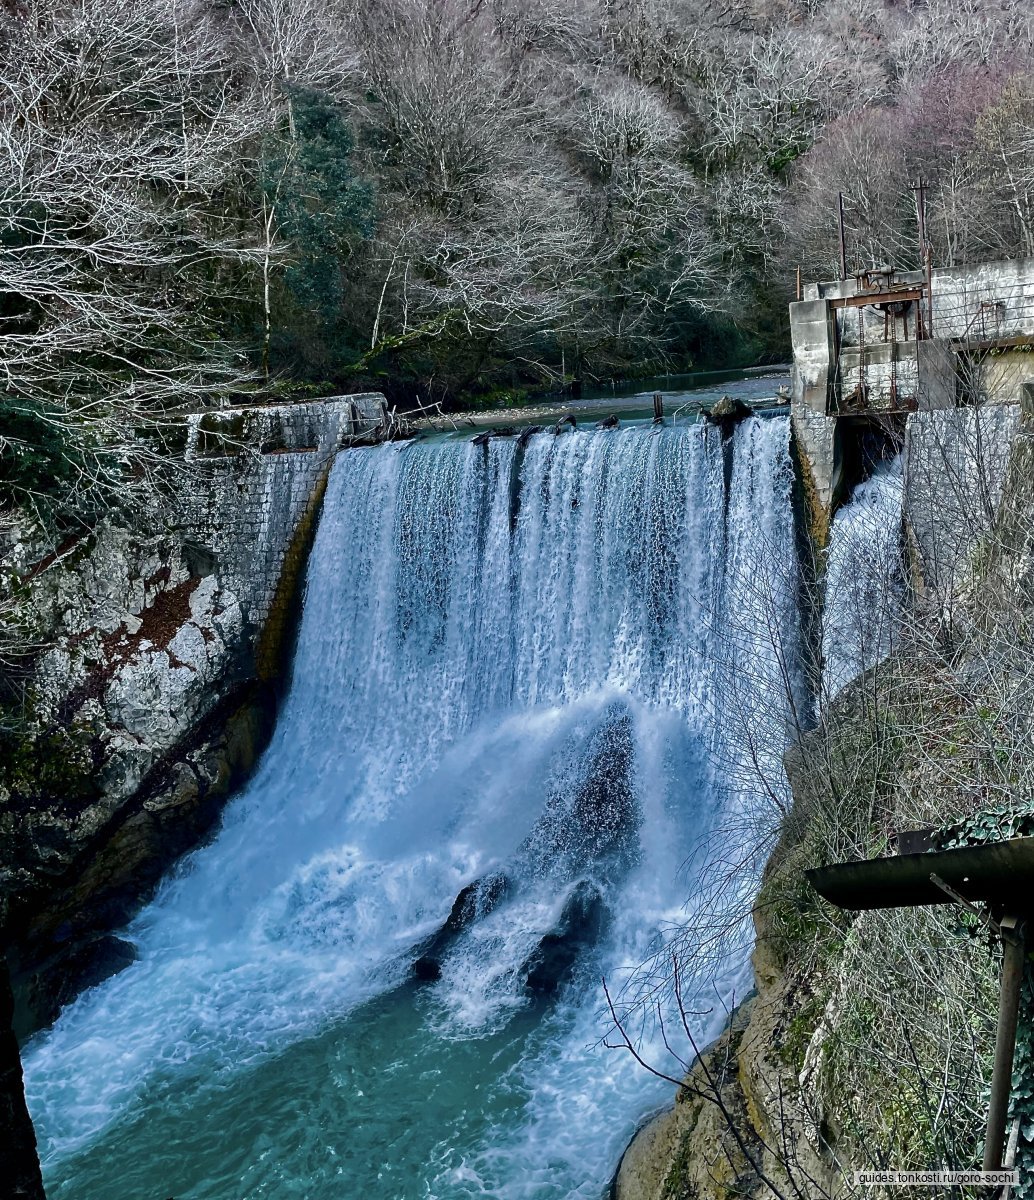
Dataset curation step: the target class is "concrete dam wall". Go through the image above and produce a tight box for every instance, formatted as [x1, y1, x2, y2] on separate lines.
[789, 256, 1034, 565]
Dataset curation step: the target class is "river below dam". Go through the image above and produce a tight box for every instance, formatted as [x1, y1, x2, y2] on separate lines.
[25, 417, 810, 1199]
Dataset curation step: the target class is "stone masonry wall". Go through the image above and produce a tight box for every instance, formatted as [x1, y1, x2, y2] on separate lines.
[177, 394, 385, 677]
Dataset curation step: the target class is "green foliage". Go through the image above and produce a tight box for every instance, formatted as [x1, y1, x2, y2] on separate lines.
[677, 311, 775, 371]
[780, 985, 828, 1074]
[767, 142, 807, 175]
[0, 718, 100, 811]
[936, 803, 1034, 850]
[0, 399, 91, 512]
[261, 90, 374, 376]
[1013, 976, 1034, 1198]
[758, 830, 847, 977]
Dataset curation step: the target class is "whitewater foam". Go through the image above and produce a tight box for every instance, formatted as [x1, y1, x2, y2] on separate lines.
[25, 419, 801, 1198]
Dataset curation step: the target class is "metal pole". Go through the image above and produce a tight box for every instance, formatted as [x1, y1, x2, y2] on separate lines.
[925, 245, 935, 340]
[912, 178, 934, 339]
[983, 921, 1026, 1171]
[837, 193, 848, 281]
[912, 180, 928, 264]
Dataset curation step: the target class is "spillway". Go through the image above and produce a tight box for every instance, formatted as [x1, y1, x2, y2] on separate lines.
[822, 460, 906, 699]
[25, 418, 802, 1199]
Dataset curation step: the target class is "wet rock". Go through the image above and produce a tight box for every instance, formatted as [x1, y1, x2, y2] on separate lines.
[523, 705, 640, 879]
[410, 872, 511, 983]
[523, 880, 607, 995]
[445, 872, 510, 932]
[18, 934, 137, 1033]
[517, 425, 543, 447]
[182, 540, 218, 578]
[412, 956, 442, 982]
[570, 711, 639, 864]
[705, 396, 752, 429]
[595, 414, 619, 429]
[472, 426, 520, 446]
[0, 959, 46, 1199]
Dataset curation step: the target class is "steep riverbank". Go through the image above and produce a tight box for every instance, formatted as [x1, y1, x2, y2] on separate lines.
[616, 401, 1034, 1199]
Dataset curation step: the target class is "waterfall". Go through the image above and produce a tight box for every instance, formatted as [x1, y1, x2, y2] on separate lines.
[822, 461, 906, 699]
[24, 418, 801, 1200]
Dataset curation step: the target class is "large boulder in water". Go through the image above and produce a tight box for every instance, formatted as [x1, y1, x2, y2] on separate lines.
[523, 881, 608, 995]
[569, 711, 638, 865]
[517, 425, 543, 447]
[523, 705, 640, 881]
[705, 395, 752, 431]
[411, 872, 511, 983]
[412, 955, 444, 982]
[444, 872, 510, 932]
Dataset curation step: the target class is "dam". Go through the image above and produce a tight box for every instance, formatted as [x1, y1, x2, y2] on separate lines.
[22, 416, 809, 1198]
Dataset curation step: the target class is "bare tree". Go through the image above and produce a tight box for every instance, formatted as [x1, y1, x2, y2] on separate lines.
[0, 0, 265, 523]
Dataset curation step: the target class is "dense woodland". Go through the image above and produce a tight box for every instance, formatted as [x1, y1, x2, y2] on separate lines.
[2, 0, 1034, 520]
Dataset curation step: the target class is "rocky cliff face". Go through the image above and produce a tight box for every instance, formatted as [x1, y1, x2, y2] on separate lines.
[0, 394, 385, 1033]
[0, 958, 45, 1199]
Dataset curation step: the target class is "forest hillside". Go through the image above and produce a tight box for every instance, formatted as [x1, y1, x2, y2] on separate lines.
[4, 0, 1034, 528]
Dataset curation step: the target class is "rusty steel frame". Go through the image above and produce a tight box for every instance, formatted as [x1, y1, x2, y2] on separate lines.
[829, 287, 926, 311]
[808, 839, 1034, 1176]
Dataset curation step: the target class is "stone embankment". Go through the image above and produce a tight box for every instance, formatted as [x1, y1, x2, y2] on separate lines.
[1, 394, 385, 1032]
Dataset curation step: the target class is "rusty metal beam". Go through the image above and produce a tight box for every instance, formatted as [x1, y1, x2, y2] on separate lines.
[829, 288, 926, 311]
[805, 836, 1034, 911]
[984, 921, 1026, 1171]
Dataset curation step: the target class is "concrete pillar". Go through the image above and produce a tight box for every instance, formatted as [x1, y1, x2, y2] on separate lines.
[791, 394, 840, 548]
[789, 297, 840, 546]
[789, 298, 835, 415]
[916, 339, 958, 410]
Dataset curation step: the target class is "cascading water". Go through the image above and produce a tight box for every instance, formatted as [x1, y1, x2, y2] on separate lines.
[24, 418, 801, 1200]
[822, 460, 906, 698]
